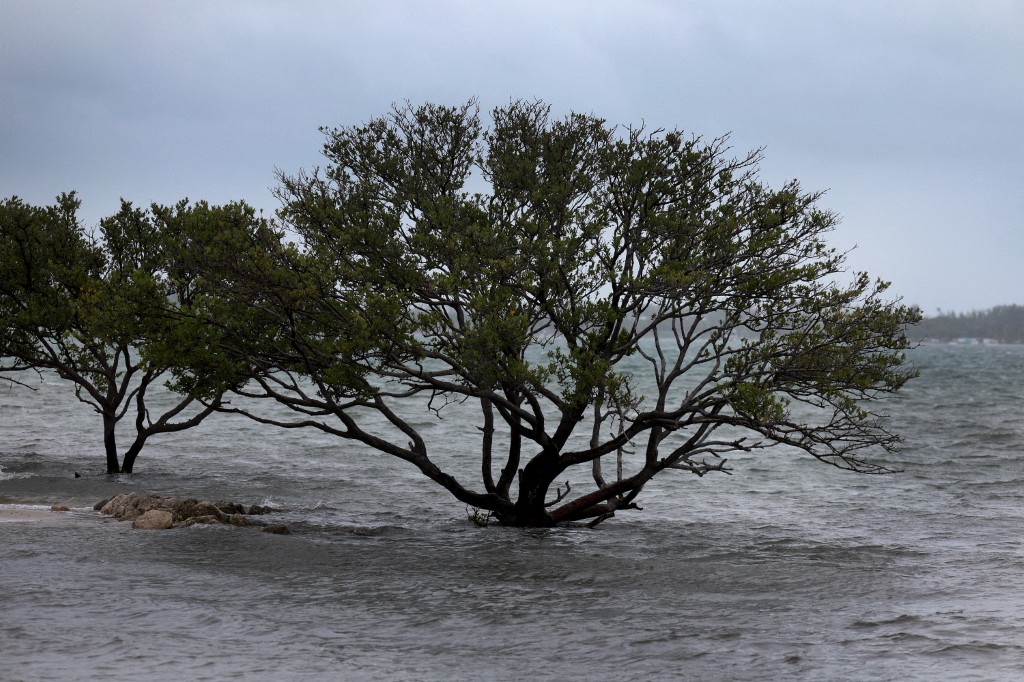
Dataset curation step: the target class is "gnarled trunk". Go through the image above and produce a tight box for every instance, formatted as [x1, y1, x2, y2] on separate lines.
[499, 454, 560, 527]
[499, 505, 556, 527]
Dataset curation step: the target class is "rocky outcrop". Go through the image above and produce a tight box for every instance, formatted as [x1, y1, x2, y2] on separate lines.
[99, 493, 180, 521]
[132, 509, 174, 530]
[97, 492, 288, 534]
[214, 500, 246, 515]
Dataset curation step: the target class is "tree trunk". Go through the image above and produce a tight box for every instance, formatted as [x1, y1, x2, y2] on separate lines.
[120, 438, 145, 474]
[500, 504, 556, 527]
[502, 455, 559, 527]
[103, 415, 122, 474]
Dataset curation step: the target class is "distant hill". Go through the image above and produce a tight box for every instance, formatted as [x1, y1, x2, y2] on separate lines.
[911, 304, 1024, 344]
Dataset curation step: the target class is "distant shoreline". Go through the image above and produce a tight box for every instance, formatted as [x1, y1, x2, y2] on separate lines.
[912, 304, 1024, 345]
[916, 338, 1024, 346]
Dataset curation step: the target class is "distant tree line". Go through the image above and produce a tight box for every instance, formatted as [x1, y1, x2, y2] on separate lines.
[912, 305, 1024, 343]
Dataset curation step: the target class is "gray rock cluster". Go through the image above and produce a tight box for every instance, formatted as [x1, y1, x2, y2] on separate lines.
[95, 492, 290, 534]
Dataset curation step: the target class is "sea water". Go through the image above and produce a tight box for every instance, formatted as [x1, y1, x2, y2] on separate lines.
[2, 343, 1024, 680]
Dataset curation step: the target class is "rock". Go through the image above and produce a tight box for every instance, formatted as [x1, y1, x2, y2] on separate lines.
[94, 492, 284, 533]
[174, 515, 222, 528]
[103, 492, 163, 521]
[158, 497, 184, 513]
[98, 491, 123, 512]
[215, 500, 246, 515]
[50, 504, 70, 512]
[133, 495, 165, 517]
[262, 524, 291, 535]
[99, 493, 152, 519]
[94, 498, 110, 511]
[98, 493, 122, 515]
[100, 492, 136, 517]
[175, 499, 227, 522]
[132, 509, 174, 530]
[247, 504, 276, 515]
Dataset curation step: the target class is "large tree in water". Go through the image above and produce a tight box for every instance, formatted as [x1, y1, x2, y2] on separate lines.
[180, 100, 919, 527]
[0, 194, 256, 473]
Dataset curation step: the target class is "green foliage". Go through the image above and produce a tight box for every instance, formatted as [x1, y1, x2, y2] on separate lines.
[7, 100, 918, 522]
[145, 199, 279, 401]
[171, 99, 918, 526]
[466, 506, 492, 527]
[0, 193, 262, 472]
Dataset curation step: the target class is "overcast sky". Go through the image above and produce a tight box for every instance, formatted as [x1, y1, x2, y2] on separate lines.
[2, 1, 1021, 314]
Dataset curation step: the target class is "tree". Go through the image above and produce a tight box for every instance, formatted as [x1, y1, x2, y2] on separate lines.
[0, 194, 255, 473]
[179, 100, 919, 526]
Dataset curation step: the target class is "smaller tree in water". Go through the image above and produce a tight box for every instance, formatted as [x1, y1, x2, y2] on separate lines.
[180, 100, 919, 526]
[0, 194, 257, 473]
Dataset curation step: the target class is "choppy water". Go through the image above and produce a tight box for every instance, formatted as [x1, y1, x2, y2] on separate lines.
[3, 343, 1024, 680]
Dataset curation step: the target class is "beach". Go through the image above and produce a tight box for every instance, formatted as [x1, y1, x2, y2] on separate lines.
[0, 504, 91, 524]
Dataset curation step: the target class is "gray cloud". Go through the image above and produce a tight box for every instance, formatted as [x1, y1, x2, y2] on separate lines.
[2, 0, 1021, 312]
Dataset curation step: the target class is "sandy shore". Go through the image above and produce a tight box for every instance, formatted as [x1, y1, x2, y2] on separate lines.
[0, 504, 83, 523]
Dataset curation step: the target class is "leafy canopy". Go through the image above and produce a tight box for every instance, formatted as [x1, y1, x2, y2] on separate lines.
[0, 194, 261, 473]
[170, 100, 918, 527]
